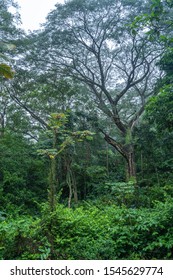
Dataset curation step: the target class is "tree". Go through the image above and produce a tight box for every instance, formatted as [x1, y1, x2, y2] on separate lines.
[130, 0, 173, 185]
[30, 0, 163, 180]
[38, 112, 94, 211]
[0, 0, 24, 136]
[0, 0, 20, 78]
[0, 132, 48, 213]
[132, 0, 173, 130]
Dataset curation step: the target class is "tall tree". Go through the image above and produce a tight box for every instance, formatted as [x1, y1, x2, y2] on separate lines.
[0, 0, 20, 78]
[0, 0, 21, 136]
[30, 0, 164, 180]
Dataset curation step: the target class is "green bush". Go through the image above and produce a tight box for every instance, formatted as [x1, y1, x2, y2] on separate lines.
[1, 198, 173, 260]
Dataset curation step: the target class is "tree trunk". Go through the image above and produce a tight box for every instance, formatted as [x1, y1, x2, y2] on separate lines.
[48, 157, 57, 212]
[0, 113, 5, 138]
[73, 176, 78, 204]
[102, 131, 137, 182]
[67, 171, 72, 208]
[126, 146, 136, 180]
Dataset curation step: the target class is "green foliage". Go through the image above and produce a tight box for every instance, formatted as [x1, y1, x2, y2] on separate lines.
[38, 113, 95, 159]
[146, 87, 173, 132]
[0, 0, 20, 79]
[0, 215, 36, 260]
[135, 103, 173, 186]
[0, 133, 48, 213]
[1, 198, 173, 260]
[37, 113, 95, 210]
[0, 63, 14, 78]
[1, 0, 173, 262]
[103, 181, 136, 206]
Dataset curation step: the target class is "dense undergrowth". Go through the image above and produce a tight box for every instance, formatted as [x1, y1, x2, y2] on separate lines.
[1, 189, 173, 260]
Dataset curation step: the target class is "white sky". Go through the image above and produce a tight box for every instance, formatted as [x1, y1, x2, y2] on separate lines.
[16, 0, 64, 31]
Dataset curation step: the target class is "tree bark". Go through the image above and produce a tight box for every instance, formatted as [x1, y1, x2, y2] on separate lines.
[73, 178, 78, 204]
[126, 145, 136, 180]
[0, 113, 5, 138]
[48, 157, 57, 212]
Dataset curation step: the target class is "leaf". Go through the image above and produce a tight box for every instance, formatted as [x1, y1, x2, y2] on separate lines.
[49, 155, 55, 159]
[0, 63, 14, 79]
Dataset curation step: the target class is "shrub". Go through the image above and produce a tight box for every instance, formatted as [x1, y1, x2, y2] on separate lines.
[1, 198, 173, 260]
